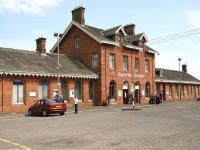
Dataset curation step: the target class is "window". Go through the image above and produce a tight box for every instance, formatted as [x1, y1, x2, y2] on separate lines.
[109, 54, 115, 70]
[75, 81, 82, 100]
[39, 80, 48, 99]
[75, 37, 80, 48]
[92, 53, 98, 68]
[123, 55, 128, 70]
[135, 57, 140, 71]
[89, 80, 94, 100]
[109, 80, 116, 99]
[145, 82, 150, 97]
[145, 59, 150, 73]
[169, 84, 172, 97]
[13, 80, 24, 104]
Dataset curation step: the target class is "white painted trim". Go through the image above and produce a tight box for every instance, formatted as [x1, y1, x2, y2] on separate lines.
[155, 79, 200, 85]
[116, 26, 127, 36]
[124, 44, 142, 51]
[140, 33, 149, 42]
[0, 71, 98, 79]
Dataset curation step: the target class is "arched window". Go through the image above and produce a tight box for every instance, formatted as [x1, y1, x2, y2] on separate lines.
[109, 80, 116, 99]
[61, 80, 67, 100]
[39, 80, 48, 99]
[145, 82, 150, 97]
[13, 80, 24, 104]
[75, 81, 82, 100]
[89, 80, 94, 100]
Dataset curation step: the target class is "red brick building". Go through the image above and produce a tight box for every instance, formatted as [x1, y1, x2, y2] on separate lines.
[0, 6, 158, 113]
[155, 66, 200, 101]
[51, 6, 158, 105]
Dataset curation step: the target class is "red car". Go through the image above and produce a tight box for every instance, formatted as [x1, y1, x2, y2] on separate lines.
[28, 98, 67, 117]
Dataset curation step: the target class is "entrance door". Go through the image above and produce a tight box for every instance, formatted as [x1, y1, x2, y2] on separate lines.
[123, 89, 129, 104]
[123, 82, 129, 104]
[135, 82, 140, 103]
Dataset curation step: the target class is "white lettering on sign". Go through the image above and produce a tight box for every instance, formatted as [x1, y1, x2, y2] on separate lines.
[133, 74, 144, 79]
[118, 72, 144, 79]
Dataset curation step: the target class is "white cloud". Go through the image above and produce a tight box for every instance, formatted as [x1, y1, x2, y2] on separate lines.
[0, 0, 64, 15]
[187, 10, 200, 28]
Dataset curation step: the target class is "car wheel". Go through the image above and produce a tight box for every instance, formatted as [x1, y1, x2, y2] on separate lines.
[60, 112, 64, 116]
[42, 110, 48, 117]
[28, 110, 32, 116]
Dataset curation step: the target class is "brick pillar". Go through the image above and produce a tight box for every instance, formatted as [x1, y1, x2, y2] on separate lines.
[82, 80, 89, 103]
[68, 79, 75, 103]
[0, 77, 2, 112]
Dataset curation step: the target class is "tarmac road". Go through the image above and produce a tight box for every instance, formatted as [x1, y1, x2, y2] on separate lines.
[0, 100, 200, 150]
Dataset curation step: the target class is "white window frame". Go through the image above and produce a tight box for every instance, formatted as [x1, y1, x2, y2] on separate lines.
[123, 55, 128, 70]
[145, 59, 150, 73]
[12, 80, 24, 104]
[75, 37, 80, 49]
[109, 54, 115, 70]
[92, 53, 98, 68]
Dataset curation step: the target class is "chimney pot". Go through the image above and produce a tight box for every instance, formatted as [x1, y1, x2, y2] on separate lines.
[182, 64, 187, 72]
[72, 6, 85, 25]
[36, 37, 46, 54]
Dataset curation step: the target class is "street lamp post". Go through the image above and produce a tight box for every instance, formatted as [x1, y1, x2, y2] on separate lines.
[54, 33, 63, 95]
[178, 58, 181, 101]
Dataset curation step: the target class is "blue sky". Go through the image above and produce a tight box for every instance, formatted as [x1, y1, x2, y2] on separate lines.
[0, 0, 200, 78]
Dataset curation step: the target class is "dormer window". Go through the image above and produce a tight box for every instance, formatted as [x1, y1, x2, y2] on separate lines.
[75, 37, 80, 49]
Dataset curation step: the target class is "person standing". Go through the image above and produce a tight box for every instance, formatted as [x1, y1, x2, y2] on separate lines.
[130, 93, 135, 109]
[107, 94, 111, 107]
[74, 96, 78, 114]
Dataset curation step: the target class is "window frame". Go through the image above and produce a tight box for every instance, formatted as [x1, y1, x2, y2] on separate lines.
[145, 59, 150, 73]
[109, 53, 115, 70]
[123, 55, 128, 71]
[12, 80, 24, 104]
[75, 37, 80, 49]
[135, 57, 140, 72]
[92, 53, 98, 68]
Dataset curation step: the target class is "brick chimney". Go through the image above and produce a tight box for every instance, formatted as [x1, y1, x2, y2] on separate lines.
[72, 6, 85, 25]
[36, 37, 46, 54]
[182, 64, 187, 72]
[124, 24, 135, 36]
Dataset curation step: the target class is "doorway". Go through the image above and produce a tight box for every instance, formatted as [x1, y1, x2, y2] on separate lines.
[123, 81, 129, 104]
[135, 82, 140, 103]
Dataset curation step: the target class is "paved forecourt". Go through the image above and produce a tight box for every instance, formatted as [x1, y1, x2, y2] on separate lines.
[0, 100, 200, 150]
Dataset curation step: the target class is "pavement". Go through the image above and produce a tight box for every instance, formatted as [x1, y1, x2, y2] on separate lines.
[0, 99, 197, 118]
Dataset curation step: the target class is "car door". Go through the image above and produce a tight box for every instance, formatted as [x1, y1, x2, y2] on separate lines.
[37, 99, 45, 114]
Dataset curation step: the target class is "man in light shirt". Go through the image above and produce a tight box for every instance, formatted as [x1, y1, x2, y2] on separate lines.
[74, 96, 78, 114]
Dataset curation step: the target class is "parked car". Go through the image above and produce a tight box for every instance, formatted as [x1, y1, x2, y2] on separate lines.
[28, 98, 67, 117]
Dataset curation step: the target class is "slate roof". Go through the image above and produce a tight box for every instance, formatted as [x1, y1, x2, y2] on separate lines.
[0, 47, 98, 79]
[155, 68, 200, 84]
[102, 25, 121, 36]
[125, 33, 144, 42]
[51, 21, 157, 52]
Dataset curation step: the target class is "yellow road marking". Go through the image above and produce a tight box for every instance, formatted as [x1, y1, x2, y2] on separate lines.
[0, 138, 31, 150]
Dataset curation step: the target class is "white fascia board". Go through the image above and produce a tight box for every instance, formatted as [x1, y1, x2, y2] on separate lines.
[2, 71, 98, 79]
[155, 79, 200, 85]
[124, 44, 142, 51]
[146, 49, 160, 55]
[116, 26, 127, 36]
[140, 33, 149, 42]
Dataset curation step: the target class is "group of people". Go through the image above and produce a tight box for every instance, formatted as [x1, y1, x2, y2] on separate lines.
[149, 93, 163, 105]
